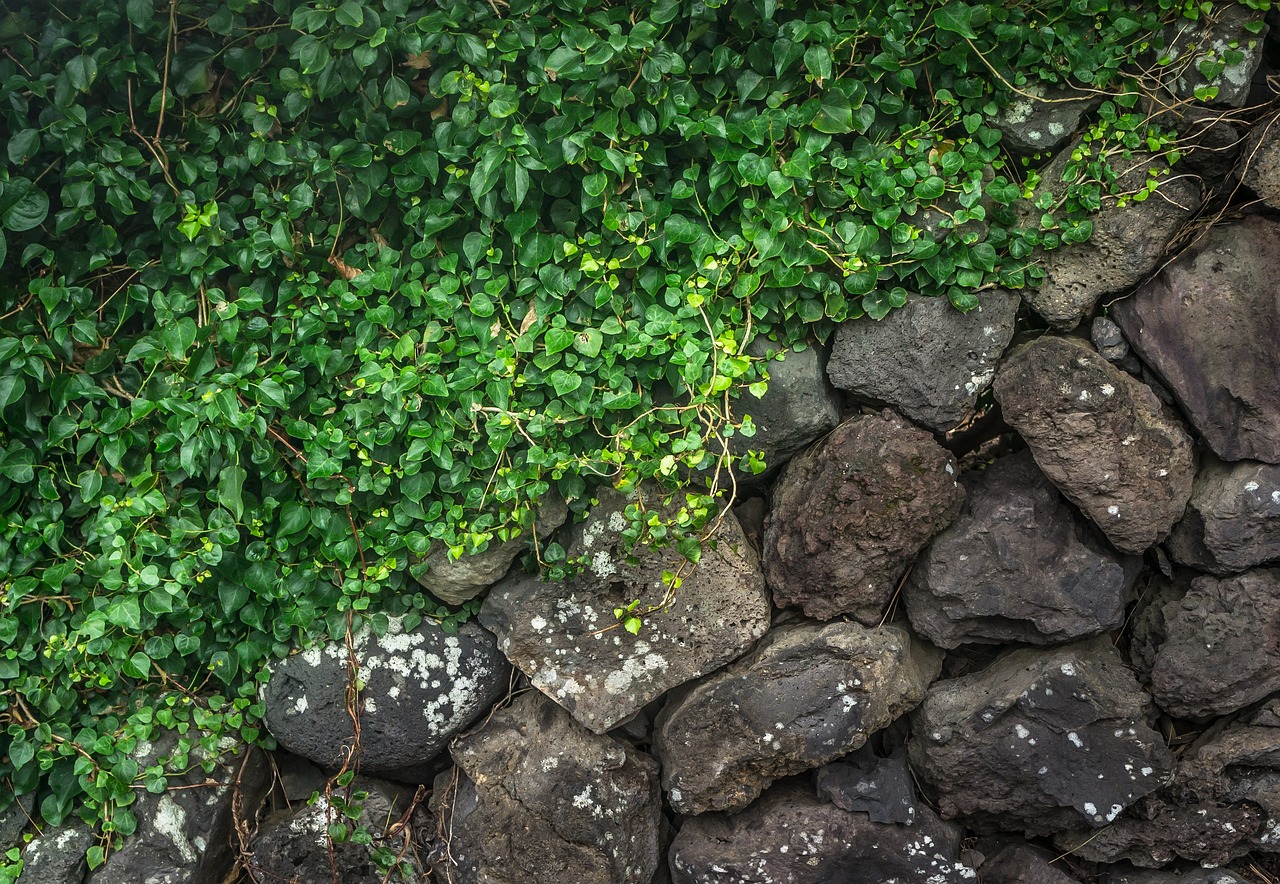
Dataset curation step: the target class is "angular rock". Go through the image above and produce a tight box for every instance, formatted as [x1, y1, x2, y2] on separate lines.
[262, 617, 510, 778]
[0, 793, 34, 853]
[826, 289, 1018, 432]
[480, 489, 770, 734]
[431, 691, 662, 884]
[993, 336, 1195, 554]
[653, 621, 941, 814]
[1092, 316, 1130, 363]
[1021, 146, 1200, 330]
[1167, 456, 1280, 573]
[415, 494, 568, 606]
[907, 638, 1173, 836]
[1111, 217, 1280, 463]
[668, 782, 975, 884]
[764, 411, 964, 623]
[1159, 4, 1269, 108]
[1150, 568, 1280, 718]
[994, 84, 1099, 157]
[814, 745, 918, 825]
[980, 842, 1083, 884]
[1125, 571, 1191, 682]
[906, 450, 1142, 648]
[19, 822, 94, 884]
[1241, 111, 1280, 210]
[89, 735, 269, 884]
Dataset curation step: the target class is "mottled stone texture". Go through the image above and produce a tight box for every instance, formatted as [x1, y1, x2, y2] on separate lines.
[431, 691, 661, 884]
[764, 410, 964, 623]
[1150, 568, 1280, 719]
[1242, 111, 1280, 210]
[1167, 456, 1280, 573]
[994, 84, 1099, 157]
[993, 336, 1195, 554]
[1112, 217, 1280, 463]
[906, 450, 1141, 648]
[1160, 2, 1269, 108]
[908, 638, 1173, 836]
[826, 289, 1018, 432]
[262, 618, 510, 778]
[653, 621, 940, 814]
[480, 488, 770, 733]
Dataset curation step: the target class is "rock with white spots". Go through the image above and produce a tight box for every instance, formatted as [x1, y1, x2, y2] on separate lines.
[87, 734, 270, 884]
[480, 488, 771, 734]
[653, 621, 941, 815]
[1159, 2, 1269, 108]
[1167, 456, 1280, 573]
[431, 690, 662, 884]
[18, 822, 94, 884]
[1102, 871, 1249, 884]
[764, 410, 965, 623]
[993, 83, 1099, 157]
[826, 289, 1019, 433]
[668, 781, 975, 884]
[907, 638, 1173, 837]
[1150, 568, 1280, 718]
[261, 617, 510, 778]
[905, 450, 1142, 648]
[815, 745, 919, 825]
[993, 335, 1195, 554]
[1111, 217, 1280, 463]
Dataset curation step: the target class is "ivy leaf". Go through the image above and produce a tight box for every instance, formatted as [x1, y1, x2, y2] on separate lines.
[812, 93, 853, 133]
[471, 144, 505, 201]
[933, 4, 978, 39]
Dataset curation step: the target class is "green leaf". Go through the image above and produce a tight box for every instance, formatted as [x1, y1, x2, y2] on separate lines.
[2, 182, 49, 232]
[219, 464, 246, 520]
[7, 130, 39, 165]
[933, 4, 978, 39]
[737, 152, 772, 186]
[664, 214, 703, 244]
[812, 93, 853, 134]
[471, 144, 505, 201]
[335, 0, 364, 27]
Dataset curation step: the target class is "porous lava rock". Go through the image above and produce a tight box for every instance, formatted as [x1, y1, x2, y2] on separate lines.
[1167, 456, 1280, 573]
[668, 782, 975, 884]
[18, 823, 94, 884]
[814, 745, 918, 825]
[262, 618, 510, 779]
[906, 450, 1141, 648]
[1111, 216, 1280, 463]
[1159, 2, 1269, 108]
[908, 638, 1173, 836]
[764, 410, 964, 623]
[653, 621, 940, 814]
[979, 842, 1083, 884]
[431, 691, 662, 884]
[1241, 111, 1280, 209]
[481, 489, 770, 734]
[993, 335, 1195, 554]
[826, 289, 1018, 432]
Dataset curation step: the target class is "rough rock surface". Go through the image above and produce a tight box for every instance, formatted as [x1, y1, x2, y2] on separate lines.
[19, 822, 94, 884]
[906, 450, 1141, 648]
[814, 745, 918, 825]
[89, 736, 269, 884]
[1126, 571, 1191, 682]
[653, 621, 940, 814]
[251, 777, 427, 883]
[1111, 217, 1280, 463]
[994, 84, 1099, 157]
[431, 691, 662, 884]
[1167, 456, 1280, 573]
[262, 618, 510, 778]
[1160, 3, 1269, 108]
[908, 638, 1173, 836]
[668, 782, 975, 884]
[1020, 146, 1200, 330]
[826, 289, 1018, 432]
[764, 411, 964, 623]
[1105, 872, 1249, 884]
[1149, 568, 1280, 718]
[0, 792, 34, 853]
[979, 842, 1082, 884]
[480, 489, 771, 734]
[415, 494, 568, 605]
[993, 336, 1195, 554]
[1242, 111, 1280, 210]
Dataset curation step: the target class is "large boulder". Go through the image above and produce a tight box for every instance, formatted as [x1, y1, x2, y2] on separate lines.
[1111, 216, 1280, 463]
[262, 617, 510, 779]
[18, 822, 94, 884]
[993, 84, 1099, 157]
[1158, 3, 1269, 108]
[764, 410, 964, 623]
[1241, 111, 1280, 210]
[1167, 456, 1280, 573]
[826, 289, 1019, 433]
[480, 489, 771, 734]
[906, 450, 1142, 648]
[1149, 568, 1280, 718]
[908, 638, 1173, 836]
[431, 691, 662, 884]
[993, 335, 1195, 554]
[668, 781, 975, 884]
[653, 621, 941, 814]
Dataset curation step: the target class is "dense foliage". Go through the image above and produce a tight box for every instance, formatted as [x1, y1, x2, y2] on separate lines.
[0, 0, 1264, 860]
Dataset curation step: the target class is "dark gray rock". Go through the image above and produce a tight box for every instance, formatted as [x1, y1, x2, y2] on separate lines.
[764, 410, 964, 623]
[88, 735, 269, 884]
[415, 494, 568, 605]
[1169, 104, 1243, 182]
[431, 691, 662, 884]
[994, 85, 1098, 157]
[1021, 145, 1201, 330]
[1111, 217, 1280, 463]
[826, 289, 1018, 432]
[0, 793, 34, 853]
[19, 822, 94, 884]
[1241, 111, 1280, 209]
[905, 450, 1142, 648]
[262, 617, 510, 778]
[1126, 571, 1191, 682]
[1159, 3, 1269, 107]
[251, 777, 428, 883]
[668, 782, 975, 884]
[908, 638, 1173, 836]
[1150, 568, 1280, 718]
[1092, 316, 1130, 363]
[1168, 456, 1280, 573]
[653, 621, 941, 814]
[480, 489, 771, 734]
[980, 842, 1083, 884]
[814, 745, 918, 825]
[1102, 871, 1248, 884]
[993, 336, 1196, 554]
